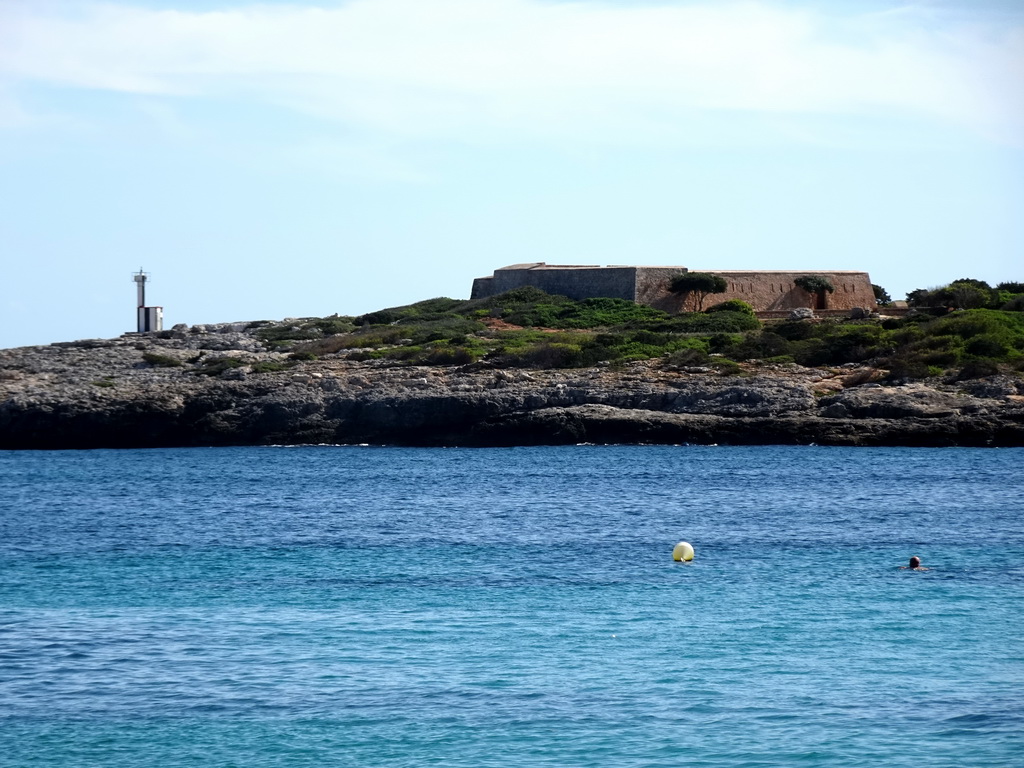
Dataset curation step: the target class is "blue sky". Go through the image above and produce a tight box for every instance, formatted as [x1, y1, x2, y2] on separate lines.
[1, 0, 1021, 348]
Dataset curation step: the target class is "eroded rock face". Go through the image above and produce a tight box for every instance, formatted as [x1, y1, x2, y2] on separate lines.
[1, 328, 1022, 449]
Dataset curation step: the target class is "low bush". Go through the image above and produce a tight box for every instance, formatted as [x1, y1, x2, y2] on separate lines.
[194, 357, 247, 376]
[254, 324, 323, 345]
[708, 333, 741, 353]
[705, 299, 755, 316]
[954, 359, 1002, 380]
[727, 332, 793, 361]
[142, 351, 182, 367]
[306, 317, 356, 335]
[666, 347, 710, 367]
[966, 334, 1010, 358]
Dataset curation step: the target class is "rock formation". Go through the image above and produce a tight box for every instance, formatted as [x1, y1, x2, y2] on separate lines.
[2, 323, 1022, 449]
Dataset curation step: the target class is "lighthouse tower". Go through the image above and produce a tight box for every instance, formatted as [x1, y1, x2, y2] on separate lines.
[133, 268, 163, 333]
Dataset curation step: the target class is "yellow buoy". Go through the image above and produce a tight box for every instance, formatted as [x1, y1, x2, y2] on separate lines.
[672, 541, 694, 562]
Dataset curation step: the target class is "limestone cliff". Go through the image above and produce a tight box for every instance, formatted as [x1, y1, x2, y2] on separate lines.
[2, 323, 1022, 449]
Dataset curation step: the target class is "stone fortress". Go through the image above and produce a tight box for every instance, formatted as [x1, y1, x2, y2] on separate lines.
[471, 263, 877, 314]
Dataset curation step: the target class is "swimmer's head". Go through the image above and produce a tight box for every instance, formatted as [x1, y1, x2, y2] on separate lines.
[909, 556, 921, 568]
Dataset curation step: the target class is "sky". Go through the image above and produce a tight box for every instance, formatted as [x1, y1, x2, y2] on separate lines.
[1, 0, 1022, 348]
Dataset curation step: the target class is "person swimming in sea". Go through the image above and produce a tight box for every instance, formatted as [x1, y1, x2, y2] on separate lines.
[900, 556, 929, 571]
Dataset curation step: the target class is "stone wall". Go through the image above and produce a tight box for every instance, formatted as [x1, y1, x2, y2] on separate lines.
[643, 270, 877, 312]
[471, 264, 877, 313]
[471, 263, 637, 302]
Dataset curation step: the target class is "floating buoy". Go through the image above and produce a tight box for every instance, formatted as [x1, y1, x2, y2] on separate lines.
[672, 541, 694, 562]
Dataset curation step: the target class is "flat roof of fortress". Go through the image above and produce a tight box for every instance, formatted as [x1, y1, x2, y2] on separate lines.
[496, 263, 680, 270]
[492, 263, 868, 274]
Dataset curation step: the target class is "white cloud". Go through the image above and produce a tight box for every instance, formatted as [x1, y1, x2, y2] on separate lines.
[0, 0, 1021, 146]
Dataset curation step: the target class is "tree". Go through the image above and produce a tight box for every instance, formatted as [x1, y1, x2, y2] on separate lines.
[906, 279, 993, 310]
[947, 281, 990, 310]
[871, 284, 892, 306]
[951, 278, 992, 290]
[669, 272, 727, 311]
[793, 276, 835, 309]
[906, 287, 939, 307]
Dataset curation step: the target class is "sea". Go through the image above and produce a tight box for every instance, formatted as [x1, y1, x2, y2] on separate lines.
[1, 445, 1021, 768]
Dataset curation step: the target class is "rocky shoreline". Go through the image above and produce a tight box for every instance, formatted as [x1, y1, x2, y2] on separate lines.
[2, 322, 1023, 449]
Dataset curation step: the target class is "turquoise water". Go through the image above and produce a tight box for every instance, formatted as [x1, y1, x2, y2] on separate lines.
[1, 446, 1022, 767]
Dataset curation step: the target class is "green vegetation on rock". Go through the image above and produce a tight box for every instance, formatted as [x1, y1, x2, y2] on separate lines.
[238, 282, 1023, 379]
[907, 279, 1024, 313]
[729, 309, 1024, 379]
[142, 351, 182, 367]
[310, 289, 762, 369]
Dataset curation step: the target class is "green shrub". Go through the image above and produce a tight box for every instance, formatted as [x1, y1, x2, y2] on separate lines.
[667, 347, 710, 367]
[495, 342, 587, 368]
[1001, 295, 1024, 312]
[305, 317, 356, 335]
[254, 323, 323, 344]
[790, 339, 830, 366]
[142, 351, 182, 367]
[907, 279, 1008, 310]
[194, 357, 247, 377]
[955, 359, 1001, 380]
[728, 332, 793, 361]
[706, 299, 755, 316]
[708, 333, 741, 353]
[966, 334, 1010, 358]
[768, 321, 817, 341]
[333, 327, 408, 349]
[711, 359, 743, 376]
[419, 346, 477, 366]
[929, 310, 1024, 342]
[804, 324, 886, 365]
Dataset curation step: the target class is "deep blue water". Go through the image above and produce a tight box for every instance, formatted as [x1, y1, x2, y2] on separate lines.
[1, 445, 1022, 767]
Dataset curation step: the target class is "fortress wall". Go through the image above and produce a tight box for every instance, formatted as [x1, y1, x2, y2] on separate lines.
[641, 269, 876, 312]
[472, 264, 638, 302]
[472, 265, 876, 313]
[470, 277, 495, 299]
[635, 267, 691, 313]
[706, 271, 876, 311]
